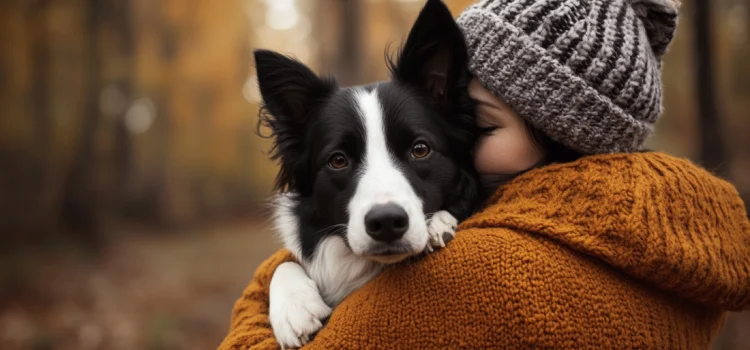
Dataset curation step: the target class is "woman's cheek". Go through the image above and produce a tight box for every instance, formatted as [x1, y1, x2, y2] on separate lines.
[474, 132, 541, 175]
[473, 135, 507, 174]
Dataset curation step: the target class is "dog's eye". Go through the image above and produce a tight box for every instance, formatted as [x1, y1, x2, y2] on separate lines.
[328, 153, 348, 169]
[411, 142, 431, 159]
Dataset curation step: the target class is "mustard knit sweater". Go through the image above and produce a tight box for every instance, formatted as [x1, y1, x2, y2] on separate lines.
[219, 152, 750, 349]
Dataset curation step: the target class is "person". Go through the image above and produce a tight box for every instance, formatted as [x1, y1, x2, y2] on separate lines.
[219, 0, 750, 348]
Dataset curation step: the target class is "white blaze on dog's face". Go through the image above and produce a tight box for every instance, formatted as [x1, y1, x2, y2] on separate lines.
[346, 89, 429, 261]
[253, 0, 480, 265]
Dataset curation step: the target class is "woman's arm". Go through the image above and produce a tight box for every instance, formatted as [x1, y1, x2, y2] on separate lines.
[218, 249, 296, 350]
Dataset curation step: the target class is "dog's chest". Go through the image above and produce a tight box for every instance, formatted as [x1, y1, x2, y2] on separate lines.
[304, 236, 383, 306]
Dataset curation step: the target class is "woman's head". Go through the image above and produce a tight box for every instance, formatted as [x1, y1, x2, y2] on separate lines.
[469, 78, 580, 188]
[456, 0, 680, 155]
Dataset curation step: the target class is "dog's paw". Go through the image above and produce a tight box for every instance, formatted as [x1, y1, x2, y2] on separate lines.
[270, 262, 332, 349]
[425, 210, 458, 252]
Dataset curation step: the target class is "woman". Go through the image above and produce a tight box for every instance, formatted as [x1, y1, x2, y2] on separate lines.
[220, 0, 750, 348]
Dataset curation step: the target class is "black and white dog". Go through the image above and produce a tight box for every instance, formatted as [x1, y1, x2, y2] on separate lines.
[254, 0, 480, 347]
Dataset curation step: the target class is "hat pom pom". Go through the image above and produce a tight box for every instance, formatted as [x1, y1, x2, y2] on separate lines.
[629, 0, 680, 58]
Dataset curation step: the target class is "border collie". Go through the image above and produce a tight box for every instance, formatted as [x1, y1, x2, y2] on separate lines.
[254, 0, 480, 347]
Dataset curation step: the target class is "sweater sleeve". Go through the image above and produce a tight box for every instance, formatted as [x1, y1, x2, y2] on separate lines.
[218, 249, 297, 350]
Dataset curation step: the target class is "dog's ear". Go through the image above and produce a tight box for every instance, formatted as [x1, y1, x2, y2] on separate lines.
[389, 0, 468, 104]
[254, 49, 337, 192]
[254, 49, 336, 124]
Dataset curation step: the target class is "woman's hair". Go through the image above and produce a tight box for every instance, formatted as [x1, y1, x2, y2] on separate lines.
[524, 120, 583, 165]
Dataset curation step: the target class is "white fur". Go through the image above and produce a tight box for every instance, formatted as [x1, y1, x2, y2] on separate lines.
[270, 193, 303, 259]
[269, 262, 332, 349]
[426, 210, 459, 252]
[346, 88, 429, 256]
[306, 236, 383, 306]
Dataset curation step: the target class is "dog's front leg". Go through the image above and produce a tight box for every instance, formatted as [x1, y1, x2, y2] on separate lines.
[269, 261, 332, 349]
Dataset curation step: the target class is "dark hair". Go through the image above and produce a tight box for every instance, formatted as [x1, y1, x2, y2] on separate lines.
[524, 120, 583, 165]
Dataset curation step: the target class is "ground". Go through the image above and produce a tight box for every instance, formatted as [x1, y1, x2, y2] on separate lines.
[0, 219, 281, 350]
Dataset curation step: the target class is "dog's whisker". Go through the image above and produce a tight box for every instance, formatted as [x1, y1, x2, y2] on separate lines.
[315, 223, 348, 236]
[330, 228, 347, 236]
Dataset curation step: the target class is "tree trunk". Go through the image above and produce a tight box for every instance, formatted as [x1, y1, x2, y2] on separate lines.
[112, 0, 135, 213]
[693, 0, 726, 175]
[338, 0, 362, 86]
[61, 0, 104, 248]
[25, 0, 55, 239]
[26, 0, 51, 153]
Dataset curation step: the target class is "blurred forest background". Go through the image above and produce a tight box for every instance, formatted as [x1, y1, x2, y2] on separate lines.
[0, 0, 748, 349]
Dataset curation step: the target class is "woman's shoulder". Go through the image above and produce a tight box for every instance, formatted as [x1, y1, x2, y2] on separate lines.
[309, 226, 719, 349]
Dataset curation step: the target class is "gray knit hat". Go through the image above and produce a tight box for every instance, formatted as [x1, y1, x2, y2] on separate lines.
[457, 0, 679, 154]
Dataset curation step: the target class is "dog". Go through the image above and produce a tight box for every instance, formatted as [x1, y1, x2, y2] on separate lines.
[253, 0, 480, 347]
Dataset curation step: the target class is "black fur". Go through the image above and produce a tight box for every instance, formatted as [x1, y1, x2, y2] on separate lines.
[254, 50, 339, 194]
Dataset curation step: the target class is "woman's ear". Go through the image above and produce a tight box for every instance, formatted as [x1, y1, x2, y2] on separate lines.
[629, 0, 680, 58]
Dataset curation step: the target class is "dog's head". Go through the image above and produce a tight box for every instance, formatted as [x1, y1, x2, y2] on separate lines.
[255, 0, 479, 263]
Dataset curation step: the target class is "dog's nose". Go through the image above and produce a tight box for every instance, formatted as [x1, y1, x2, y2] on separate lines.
[364, 204, 409, 242]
